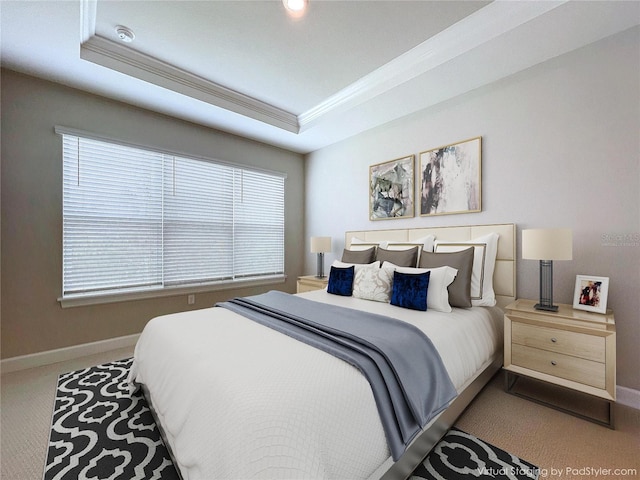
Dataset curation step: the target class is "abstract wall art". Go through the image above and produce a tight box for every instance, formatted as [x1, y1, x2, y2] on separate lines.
[419, 137, 481, 216]
[369, 155, 414, 221]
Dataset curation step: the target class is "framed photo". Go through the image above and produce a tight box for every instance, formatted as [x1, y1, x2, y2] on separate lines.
[369, 155, 414, 220]
[419, 136, 481, 216]
[573, 275, 610, 314]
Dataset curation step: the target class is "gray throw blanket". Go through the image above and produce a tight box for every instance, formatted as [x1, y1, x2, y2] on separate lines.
[217, 291, 456, 461]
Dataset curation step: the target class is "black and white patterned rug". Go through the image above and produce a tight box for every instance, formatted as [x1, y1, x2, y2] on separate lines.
[410, 428, 539, 480]
[45, 359, 538, 480]
[44, 358, 179, 480]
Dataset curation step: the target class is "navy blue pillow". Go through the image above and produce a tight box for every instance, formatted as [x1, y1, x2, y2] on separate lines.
[327, 265, 355, 296]
[391, 270, 431, 311]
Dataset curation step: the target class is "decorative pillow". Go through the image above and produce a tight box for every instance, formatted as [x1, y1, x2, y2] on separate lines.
[385, 262, 457, 313]
[327, 265, 355, 296]
[434, 232, 499, 307]
[341, 247, 376, 264]
[376, 246, 420, 267]
[419, 247, 474, 308]
[390, 270, 430, 311]
[353, 264, 394, 302]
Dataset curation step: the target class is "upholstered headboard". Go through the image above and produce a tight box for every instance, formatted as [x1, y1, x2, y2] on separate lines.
[345, 223, 516, 310]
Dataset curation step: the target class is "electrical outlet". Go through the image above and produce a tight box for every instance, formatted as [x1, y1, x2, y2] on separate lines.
[188, 294, 195, 305]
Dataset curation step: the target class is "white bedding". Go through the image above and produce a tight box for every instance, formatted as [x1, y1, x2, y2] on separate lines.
[128, 289, 503, 480]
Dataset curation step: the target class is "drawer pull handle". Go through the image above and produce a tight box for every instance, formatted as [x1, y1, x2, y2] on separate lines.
[551, 360, 557, 366]
[550, 337, 557, 343]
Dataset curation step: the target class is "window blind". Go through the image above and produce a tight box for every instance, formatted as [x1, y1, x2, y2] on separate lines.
[60, 131, 285, 298]
[233, 170, 285, 278]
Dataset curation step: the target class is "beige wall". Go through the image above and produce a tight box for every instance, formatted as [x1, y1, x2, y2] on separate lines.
[1, 69, 305, 359]
[305, 27, 640, 391]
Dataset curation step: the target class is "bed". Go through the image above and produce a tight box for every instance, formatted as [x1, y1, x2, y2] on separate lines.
[128, 223, 516, 480]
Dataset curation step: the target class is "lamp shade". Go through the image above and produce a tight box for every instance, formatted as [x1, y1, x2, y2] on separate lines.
[522, 228, 573, 261]
[310, 236, 331, 253]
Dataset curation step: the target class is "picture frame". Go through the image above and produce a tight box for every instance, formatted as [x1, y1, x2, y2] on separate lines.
[419, 136, 481, 216]
[573, 275, 610, 314]
[369, 155, 414, 221]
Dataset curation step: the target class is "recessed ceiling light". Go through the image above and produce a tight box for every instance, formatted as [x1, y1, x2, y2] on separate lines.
[282, 0, 308, 17]
[115, 25, 135, 43]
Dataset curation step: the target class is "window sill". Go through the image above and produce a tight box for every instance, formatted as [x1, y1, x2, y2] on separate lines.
[58, 275, 287, 308]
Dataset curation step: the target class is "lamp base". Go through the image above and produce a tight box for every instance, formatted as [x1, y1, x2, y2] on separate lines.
[315, 252, 325, 279]
[533, 303, 559, 312]
[535, 260, 559, 313]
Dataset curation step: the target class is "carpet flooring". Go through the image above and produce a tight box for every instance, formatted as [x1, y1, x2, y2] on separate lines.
[44, 358, 539, 480]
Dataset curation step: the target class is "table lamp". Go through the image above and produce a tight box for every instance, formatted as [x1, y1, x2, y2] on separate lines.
[522, 228, 573, 311]
[310, 236, 331, 278]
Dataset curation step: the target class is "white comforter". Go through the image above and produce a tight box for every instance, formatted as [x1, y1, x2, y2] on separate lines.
[128, 290, 503, 480]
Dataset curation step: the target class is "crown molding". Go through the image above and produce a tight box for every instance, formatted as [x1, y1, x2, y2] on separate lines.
[77, 0, 565, 136]
[298, 0, 566, 131]
[80, 35, 300, 133]
[79, 0, 297, 132]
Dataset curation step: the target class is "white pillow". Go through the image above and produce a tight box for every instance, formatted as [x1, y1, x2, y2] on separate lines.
[331, 260, 381, 272]
[352, 264, 394, 303]
[349, 237, 388, 250]
[413, 234, 436, 254]
[382, 262, 458, 313]
[434, 232, 499, 307]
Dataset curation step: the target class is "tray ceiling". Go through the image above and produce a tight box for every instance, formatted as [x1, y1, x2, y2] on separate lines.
[2, 1, 639, 153]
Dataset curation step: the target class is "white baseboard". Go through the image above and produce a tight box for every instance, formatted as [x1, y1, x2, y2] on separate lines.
[1, 333, 140, 374]
[617, 385, 640, 410]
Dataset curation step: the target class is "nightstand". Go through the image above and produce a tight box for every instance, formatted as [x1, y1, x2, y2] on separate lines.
[296, 275, 328, 293]
[503, 299, 616, 428]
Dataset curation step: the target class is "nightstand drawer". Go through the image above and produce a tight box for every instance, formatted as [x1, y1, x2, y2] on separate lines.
[512, 321, 605, 362]
[512, 344, 606, 389]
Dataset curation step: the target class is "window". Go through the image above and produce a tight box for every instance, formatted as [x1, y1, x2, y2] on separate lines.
[58, 128, 285, 303]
